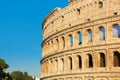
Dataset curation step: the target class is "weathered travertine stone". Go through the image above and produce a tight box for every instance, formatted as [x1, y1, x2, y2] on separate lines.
[40, 0, 120, 80]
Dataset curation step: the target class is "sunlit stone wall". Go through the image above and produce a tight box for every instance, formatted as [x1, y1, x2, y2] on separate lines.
[41, 0, 120, 80]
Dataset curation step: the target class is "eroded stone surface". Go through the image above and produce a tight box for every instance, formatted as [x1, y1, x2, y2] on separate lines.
[41, 0, 120, 80]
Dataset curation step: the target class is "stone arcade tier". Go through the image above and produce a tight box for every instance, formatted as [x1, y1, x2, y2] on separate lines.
[41, 0, 120, 80]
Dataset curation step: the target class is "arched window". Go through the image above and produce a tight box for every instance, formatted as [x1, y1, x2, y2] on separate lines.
[78, 32, 82, 44]
[78, 55, 82, 69]
[68, 57, 72, 70]
[114, 51, 120, 67]
[62, 37, 65, 49]
[113, 24, 120, 38]
[100, 53, 106, 67]
[99, 1, 103, 8]
[88, 54, 93, 68]
[69, 34, 73, 46]
[99, 27, 105, 40]
[88, 29, 92, 42]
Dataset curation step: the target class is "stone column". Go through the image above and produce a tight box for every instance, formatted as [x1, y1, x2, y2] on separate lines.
[50, 59, 53, 75]
[55, 59, 58, 74]
[41, 63, 43, 77]
[57, 38, 60, 52]
[82, 52, 88, 69]
[107, 23, 112, 43]
[51, 40, 53, 54]
[57, 57, 60, 73]
[93, 51, 99, 71]
[65, 34, 69, 50]
[49, 59, 52, 76]
[93, 25, 98, 45]
[53, 39, 56, 53]
[49, 41, 52, 54]
[43, 62, 45, 76]
[83, 28, 87, 46]
[64, 56, 67, 73]
[43, 44, 45, 57]
[48, 60, 50, 76]
[73, 54, 77, 71]
[59, 37, 62, 51]
[73, 31, 78, 48]
[107, 49, 113, 71]
[45, 62, 47, 76]
[46, 43, 48, 55]
[47, 61, 49, 76]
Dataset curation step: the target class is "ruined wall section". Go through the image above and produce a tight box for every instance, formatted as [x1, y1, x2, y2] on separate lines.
[41, 0, 120, 80]
[42, 0, 120, 57]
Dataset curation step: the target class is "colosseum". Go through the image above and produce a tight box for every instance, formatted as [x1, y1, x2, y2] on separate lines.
[40, 0, 120, 80]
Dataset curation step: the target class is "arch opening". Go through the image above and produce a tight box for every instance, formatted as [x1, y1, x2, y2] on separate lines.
[87, 29, 92, 42]
[78, 32, 82, 44]
[99, 27, 105, 40]
[88, 54, 93, 68]
[113, 24, 120, 38]
[78, 55, 82, 69]
[68, 57, 72, 70]
[114, 51, 120, 67]
[69, 34, 73, 46]
[100, 53, 106, 67]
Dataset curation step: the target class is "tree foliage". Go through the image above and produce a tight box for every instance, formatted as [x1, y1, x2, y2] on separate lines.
[0, 58, 34, 80]
[0, 58, 9, 69]
[0, 58, 9, 79]
[11, 71, 34, 80]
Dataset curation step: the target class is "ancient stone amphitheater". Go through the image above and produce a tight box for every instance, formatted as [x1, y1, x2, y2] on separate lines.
[40, 0, 120, 80]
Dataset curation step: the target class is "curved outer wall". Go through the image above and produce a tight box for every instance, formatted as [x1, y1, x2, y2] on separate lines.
[41, 0, 120, 80]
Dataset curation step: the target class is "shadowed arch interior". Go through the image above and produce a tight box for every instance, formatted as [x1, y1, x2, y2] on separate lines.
[68, 57, 72, 70]
[114, 51, 120, 67]
[88, 54, 93, 68]
[100, 52, 106, 67]
[77, 55, 82, 69]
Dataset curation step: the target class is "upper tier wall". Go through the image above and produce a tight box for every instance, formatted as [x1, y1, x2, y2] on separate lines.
[42, 0, 120, 42]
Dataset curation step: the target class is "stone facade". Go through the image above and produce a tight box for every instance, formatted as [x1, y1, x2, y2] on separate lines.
[40, 0, 120, 80]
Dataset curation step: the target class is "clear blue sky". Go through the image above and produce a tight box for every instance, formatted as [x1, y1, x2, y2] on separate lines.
[0, 0, 68, 77]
